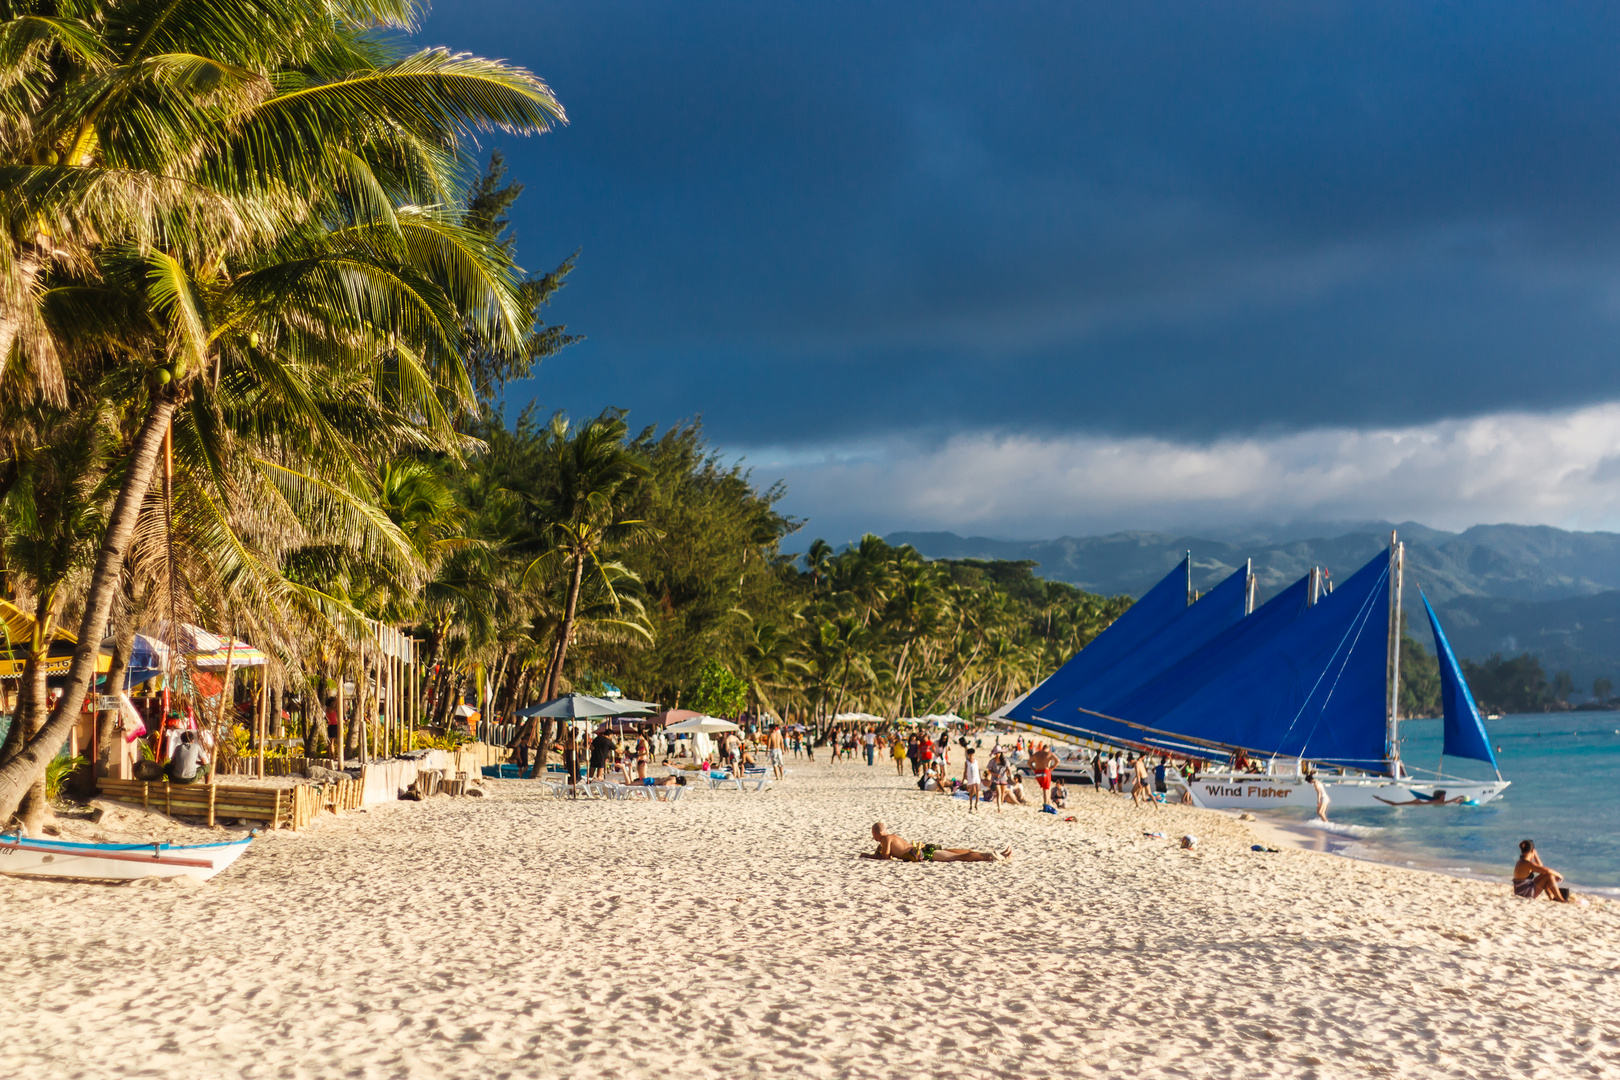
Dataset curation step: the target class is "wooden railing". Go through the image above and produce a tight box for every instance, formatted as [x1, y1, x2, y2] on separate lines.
[96, 776, 361, 830]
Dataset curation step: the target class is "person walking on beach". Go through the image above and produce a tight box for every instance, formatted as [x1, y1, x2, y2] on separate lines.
[906, 735, 920, 776]
[1106, 753, 1121, 794]
[767, 725, 786, 781]
[1029, 742, 1057, 810]
[864, 728, 877, 767]
[635, 733, 651, 782]
[961, 748, 982, 811]
[1307, 768, 1329, 822]
[1130, 756, 1158, 808]
[1092, 751, 1105, 791]
[1513, 840, 1570, 901]
[986, 751, 1011, 812]
[862, 822, 1011, 862]
[892, 735, 907, 776]
[588, 728, 615, 780]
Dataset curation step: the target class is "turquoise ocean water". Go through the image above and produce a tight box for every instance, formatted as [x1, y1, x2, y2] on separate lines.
[1261, 711, 1620, 897]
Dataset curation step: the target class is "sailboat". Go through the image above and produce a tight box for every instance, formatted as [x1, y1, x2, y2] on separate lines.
[1006, 533, 1509, 810]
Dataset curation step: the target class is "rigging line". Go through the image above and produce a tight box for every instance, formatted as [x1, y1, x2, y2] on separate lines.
[1056, 706, 1385, 765]
[1270, 563, 1389, 761]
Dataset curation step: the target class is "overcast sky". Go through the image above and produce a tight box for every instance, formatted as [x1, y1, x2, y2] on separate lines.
[422, 1, 1620, 543]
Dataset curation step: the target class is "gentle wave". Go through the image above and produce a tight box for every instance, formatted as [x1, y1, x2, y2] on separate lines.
[1296, 820, 1384, 838]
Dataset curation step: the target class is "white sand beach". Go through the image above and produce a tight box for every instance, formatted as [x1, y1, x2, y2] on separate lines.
[0, 761, 1616, 1079]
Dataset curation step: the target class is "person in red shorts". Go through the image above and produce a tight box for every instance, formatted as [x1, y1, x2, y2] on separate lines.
[1028, 742, 1058, 810]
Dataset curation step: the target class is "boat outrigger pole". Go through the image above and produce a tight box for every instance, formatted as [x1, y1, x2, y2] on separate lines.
[1385, 530, 1404, 778]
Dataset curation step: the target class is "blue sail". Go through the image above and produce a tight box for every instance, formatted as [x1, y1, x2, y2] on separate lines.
[1131, 548, 1394, 771]
[1420, 591, 1499, 769]
[1007, 556, 1190, 726]
[1036, 571, 1315, 750]
[1031, 565, 1250, 727]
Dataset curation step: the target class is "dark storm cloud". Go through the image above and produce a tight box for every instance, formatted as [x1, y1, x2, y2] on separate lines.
[422, 0, 1620, 444]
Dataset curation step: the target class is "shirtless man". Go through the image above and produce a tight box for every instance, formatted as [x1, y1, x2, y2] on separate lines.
[1028, 743, 1058, 809]
[861, 821, 1011, 862]
[1130, 755, 1158, 809]
[767, 725, 787, 780]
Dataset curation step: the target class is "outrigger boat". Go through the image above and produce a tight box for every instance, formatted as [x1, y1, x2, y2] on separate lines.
[0, 831, 254, 882]
[1004, 533, 1508, 811]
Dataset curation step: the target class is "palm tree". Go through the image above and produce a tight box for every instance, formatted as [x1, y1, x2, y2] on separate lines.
[521, 411, 653, 700]
[0, 5, 566, 819]
[738, 621, 806, 716]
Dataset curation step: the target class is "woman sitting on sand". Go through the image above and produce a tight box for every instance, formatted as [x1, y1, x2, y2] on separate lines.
[861, 822, 1011, 862]
[1513, 840, 1570, 901]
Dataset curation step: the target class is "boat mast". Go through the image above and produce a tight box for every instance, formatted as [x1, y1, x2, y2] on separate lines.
[1244, 558, 1255, 615]
[1385, 530, 1404, 778]
[1185, 550, 1193, 606]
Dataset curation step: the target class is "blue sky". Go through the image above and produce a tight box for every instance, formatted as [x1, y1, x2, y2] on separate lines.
[421, 1, 1620, 542]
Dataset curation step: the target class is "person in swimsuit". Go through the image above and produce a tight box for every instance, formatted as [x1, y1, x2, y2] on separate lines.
[1374, 789, 1466, 806]
[1028, 744, 1058, 809]
[861, 822, 1011, 862]
[767, 725, 786, 780]
[1131, 756, 1158, 809]
[1306, 768, 1329, 822]
[1513, 839, 1569, 901]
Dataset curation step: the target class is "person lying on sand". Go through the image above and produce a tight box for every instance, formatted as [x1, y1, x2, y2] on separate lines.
[861, 822, 1011, 862]
[1373, 789, 1466, 806]
[1513, 839, 1569, 901]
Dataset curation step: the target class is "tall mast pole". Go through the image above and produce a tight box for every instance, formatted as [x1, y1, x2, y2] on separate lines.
[1244, 558, 1255, 616]
[1185, 551, 1193, 606]
[1385, 530, 1404, 778]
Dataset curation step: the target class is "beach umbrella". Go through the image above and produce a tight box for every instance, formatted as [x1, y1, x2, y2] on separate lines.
[646, 708, 704, 728]
[610, 699, 661, 717]
[452, 703, 480, 718]
[514, 693, 623, 719]
[834, 711, 883, 722]
[664, 715, 740, 734]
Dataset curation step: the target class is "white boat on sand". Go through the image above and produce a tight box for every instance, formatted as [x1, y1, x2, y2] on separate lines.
[0, 831, 254, 882]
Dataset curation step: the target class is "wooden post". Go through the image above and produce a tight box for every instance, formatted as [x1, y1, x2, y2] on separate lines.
[256, 673, 267, 779]
[142, 781, 149, 811]
[335, 660, 346, 771]
[207, 776, 216, 827]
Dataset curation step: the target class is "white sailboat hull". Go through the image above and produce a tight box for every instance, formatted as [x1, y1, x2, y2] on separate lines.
[1179, 772, 1509, 810]
[0, 833, 253, 882]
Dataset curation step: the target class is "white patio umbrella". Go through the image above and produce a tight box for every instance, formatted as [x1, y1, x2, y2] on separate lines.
[664, 715, 740, 734]
[452, 703, 480, 718]
[833, 711, 883, 722]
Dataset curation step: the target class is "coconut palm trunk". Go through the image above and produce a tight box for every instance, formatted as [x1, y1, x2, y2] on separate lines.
[543, 551, 587, 699]
[0, 396, 176, 822]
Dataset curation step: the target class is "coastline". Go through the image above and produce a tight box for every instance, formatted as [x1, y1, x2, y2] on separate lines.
[1241, 807, 1620, 902]
[1, 758, 1614, 1078]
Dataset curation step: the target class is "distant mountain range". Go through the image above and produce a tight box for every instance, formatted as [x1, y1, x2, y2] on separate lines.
[887, 523, 1620, 693]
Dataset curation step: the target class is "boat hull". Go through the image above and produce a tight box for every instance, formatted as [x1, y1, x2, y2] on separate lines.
[0, 833, 253, 882]
[1179, 773, 1509, 810]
